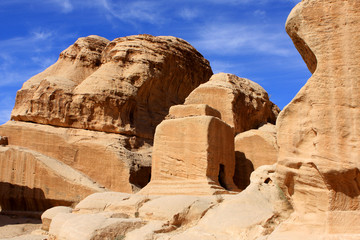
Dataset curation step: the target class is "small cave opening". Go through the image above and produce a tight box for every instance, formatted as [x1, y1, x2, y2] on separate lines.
[218, 164, 228, 190]
[129, 165, 151, 192]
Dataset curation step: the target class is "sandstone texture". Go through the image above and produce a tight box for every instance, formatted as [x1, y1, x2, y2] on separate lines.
[33, 166, 291, 240]
[11, 34, 212, 139]
[185, 73, 279, 134]
[273, 0, 360, 238]
[234, 123, 278, 190]
[139, 104, 239, 195]
[0, 34, 212, 211]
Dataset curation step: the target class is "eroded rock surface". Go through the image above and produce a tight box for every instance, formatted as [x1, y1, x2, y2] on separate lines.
[11, 34, 212, 139]
[139, 104, 239, 195]
[185, 73, 279, 135]
[273, 0, 360, 238]
[35, 165, 291, 240]
[234, 123, 278, 190]
[0, 34, 212, 211]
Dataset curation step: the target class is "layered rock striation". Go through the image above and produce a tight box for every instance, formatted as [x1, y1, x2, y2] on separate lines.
[11, 34, 213, 139]
[0, 34, 212, 211]
[273, 0, 360, 238]
[185, 73, 279, 135]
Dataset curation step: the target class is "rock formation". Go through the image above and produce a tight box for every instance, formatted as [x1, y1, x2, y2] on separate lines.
[11, 34, 212, 139]
[34, 166, 291, 240]
[273, 0, 360, 238]
[0, 34, 212, 211]
[139, 104, 239, 195]
[234, 123, 278, 190]
[185, 73, 279, 135]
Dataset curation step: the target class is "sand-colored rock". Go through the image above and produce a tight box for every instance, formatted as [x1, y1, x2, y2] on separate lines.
[0, 145, 105, 211]
[0, 121, 151, 195]
[49, 212, 145, 240]
[11, 34, 212, 139]
[36, 165, 291, 240]
[139, 104, 238, 195]
[273, 0, 360, 238]
[41, 206, 72, 231]
[185, 73, 279, 135]
[168, 165, 292, 240]
[234, 123, 278, 190]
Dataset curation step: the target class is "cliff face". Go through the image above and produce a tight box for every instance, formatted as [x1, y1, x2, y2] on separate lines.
[11, 34, 213, 139]
[0, 34, 213, 211]
[273, 0, 360, 238]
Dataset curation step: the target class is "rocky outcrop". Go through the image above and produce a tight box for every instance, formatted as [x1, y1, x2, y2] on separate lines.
[234, 123, 278, 190]
[0, 34, 212, 211]
[0, 145, 105, 212]
[273, 0, 360, 238]
[139, 104, 239, 195]
[36, 165, 291, 240]
[0, 121, 150, 194]
[11, 34, 213, 139]
[185, 73, 279, 135]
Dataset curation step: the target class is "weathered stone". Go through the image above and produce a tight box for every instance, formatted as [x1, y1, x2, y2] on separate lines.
[0, 121, 150, 195]
[11, 34, 213, 139]
[234, 123, 278, 190]
[185, 73, 279, 135]
[273, 0, 360, 238]
[139, 104, 238, 195]
[0, 146, 105, 211]
[41, 206, 72, 231]
[167, 104, 221, 119]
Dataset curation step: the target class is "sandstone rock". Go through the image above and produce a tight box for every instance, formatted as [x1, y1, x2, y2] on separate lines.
[185, 73, 279, 135]
[11, 34, 213, 139]
[274, 0, 360, 238]
[49, 212, 145, 240]
[168, 165, 292, 240]
[0, 145, 105, 212]
[0, 121, 151, 195]
[167, 104, 221, 119]
[139, 104, 238, 195]
[234, 123, 278, 190]
[41, 206, 72, 231]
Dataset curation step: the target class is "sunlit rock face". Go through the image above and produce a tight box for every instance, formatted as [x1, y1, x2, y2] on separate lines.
[185, 73, 280, 135]
[273, 0, 360, 238]
[11, 34, 213, 139]
[0, 34, 213, 211]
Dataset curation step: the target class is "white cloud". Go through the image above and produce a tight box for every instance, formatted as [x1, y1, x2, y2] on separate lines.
[98, 0, 165, 24]
[192, 23, 293, 57]
[178, 8, 199, 21]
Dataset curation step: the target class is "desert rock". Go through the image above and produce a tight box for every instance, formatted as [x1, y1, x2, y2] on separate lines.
[273, 0, 360, 238]
[185, 73, 279, 135]
[38, 165, 291, 240]
[0, 145, 105, 212]
[11, 34, 213, 139]
[0, 121, 150, 195]
[234, 123, 278, 190]
[139, 104, 239, 195]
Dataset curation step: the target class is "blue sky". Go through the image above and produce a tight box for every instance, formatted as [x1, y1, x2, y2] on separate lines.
[0, 0, 309, 124]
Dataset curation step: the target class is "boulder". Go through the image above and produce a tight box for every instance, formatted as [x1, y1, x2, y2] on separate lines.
[0, 121, 150, 194]
[1, 34, 212, 211]
[234, 123, 278, 190]
[139, 104, 239, 195]
[185, 73, 279, 135]
[11, 34, 213, 139]
[41, 206, 72, 231]
[0, 145, 105, 212]
[273, 0, 360, 238]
